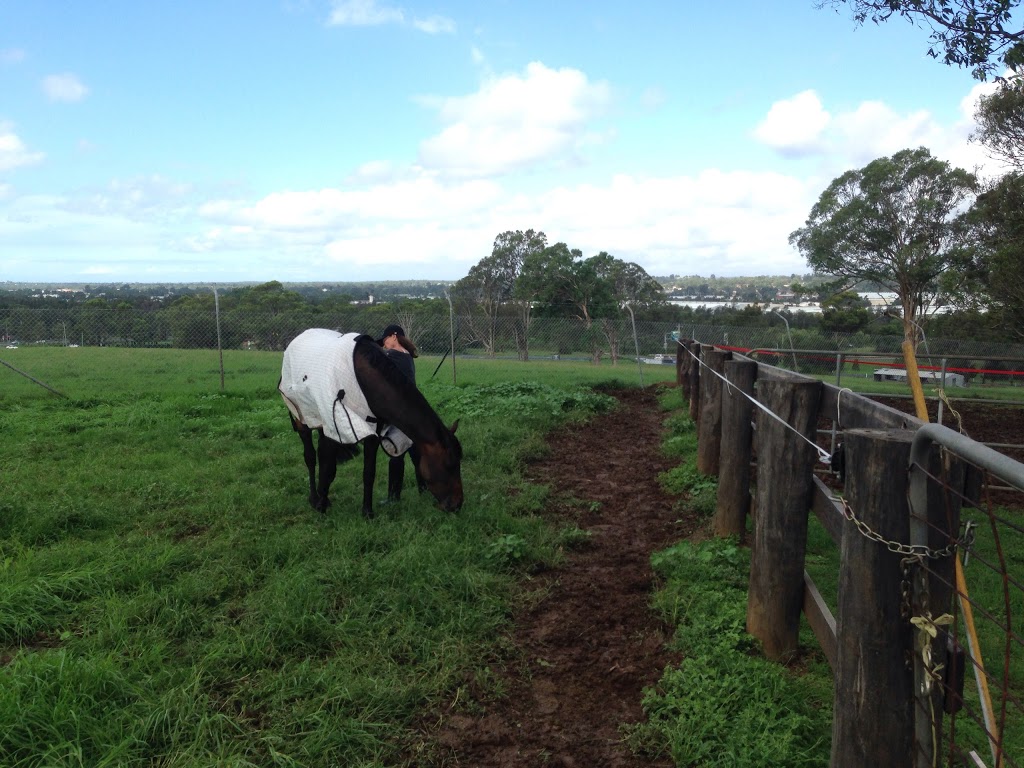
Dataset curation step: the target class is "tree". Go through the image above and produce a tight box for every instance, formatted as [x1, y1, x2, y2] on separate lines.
[789, 147, 977, 346]
[819, 290, 875, 334]
[818, 0, 1024, 80]
[972, 77, 1024, 169]
[451, 229, 547, 358]
[499, 229, 547, 361]
[600, 257, 666, 363]
[954, 171, 1024, 337]
[450, 257, 508, 357]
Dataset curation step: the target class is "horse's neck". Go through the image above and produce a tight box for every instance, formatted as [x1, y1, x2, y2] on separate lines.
[379, 404, 441, 446]
[354, 341, 444, 446]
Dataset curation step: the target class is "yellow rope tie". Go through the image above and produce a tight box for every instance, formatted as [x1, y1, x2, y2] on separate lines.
[910, 612, 954, 696]
[937, 387, 966, 436]
[911, 611, 955, 765]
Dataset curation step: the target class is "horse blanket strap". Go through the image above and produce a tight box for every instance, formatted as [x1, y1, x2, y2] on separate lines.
[279, 329, 412, 457]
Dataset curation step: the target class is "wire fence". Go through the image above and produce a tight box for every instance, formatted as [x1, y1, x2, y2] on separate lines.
[4, 305, 1024, 384]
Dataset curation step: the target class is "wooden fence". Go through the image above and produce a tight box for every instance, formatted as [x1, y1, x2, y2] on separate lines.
[676, 340, 1023, 768]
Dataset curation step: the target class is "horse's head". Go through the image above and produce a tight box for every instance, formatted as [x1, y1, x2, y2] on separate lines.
[416, 420, 463, 512]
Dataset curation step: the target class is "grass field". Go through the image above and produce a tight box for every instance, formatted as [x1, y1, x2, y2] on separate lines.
[0, 347, 676, 767]
[4, 345, 1017, 766]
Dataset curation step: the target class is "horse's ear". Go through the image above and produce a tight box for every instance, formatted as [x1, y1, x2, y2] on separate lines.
[449, 419, 459, 435]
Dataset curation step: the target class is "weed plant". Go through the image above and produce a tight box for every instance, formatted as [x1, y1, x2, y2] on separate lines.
[654, 404, 717, 518]
[629, 538, 833, 767]
[627, 399, 833, 767]
[0, 347, 665, 767]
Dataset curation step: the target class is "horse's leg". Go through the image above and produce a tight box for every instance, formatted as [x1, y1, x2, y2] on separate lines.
[296, 423, 319, 509]
[387, 454, 405, 502]
[361, 436, 379, 519]
[315, 435, 340, 513]
[405, 445, 426, 494]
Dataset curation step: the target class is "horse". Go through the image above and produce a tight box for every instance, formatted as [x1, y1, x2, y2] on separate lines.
[279, 329, 463, 518]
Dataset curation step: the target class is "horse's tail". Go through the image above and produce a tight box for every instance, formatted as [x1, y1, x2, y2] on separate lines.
[336, 442, 360, 463]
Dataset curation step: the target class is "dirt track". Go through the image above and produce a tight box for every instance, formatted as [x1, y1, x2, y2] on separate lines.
[418, 384, 697, 767]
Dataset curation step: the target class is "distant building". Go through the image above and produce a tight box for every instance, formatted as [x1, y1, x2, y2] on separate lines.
[873, 368, 966, 387]
[775, 286, 796, 302]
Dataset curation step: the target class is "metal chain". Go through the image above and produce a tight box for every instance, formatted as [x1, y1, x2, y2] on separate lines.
[839, 498, 973, 560]
[900, 556, 918, 620]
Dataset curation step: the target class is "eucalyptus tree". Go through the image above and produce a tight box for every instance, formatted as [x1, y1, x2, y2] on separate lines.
[521, 246, 663, 363]
[789, 147, 977, 346]
[596, 255, 665, 363]
[498, 229, 548, 360]
[818, 0, 1024, 80]
[451, 229, 547, 357]
[972, 76, 1024, 170]
[954, 171, 1024, 337]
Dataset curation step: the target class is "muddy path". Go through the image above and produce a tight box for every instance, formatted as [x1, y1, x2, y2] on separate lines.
[418, 384, 700, 768]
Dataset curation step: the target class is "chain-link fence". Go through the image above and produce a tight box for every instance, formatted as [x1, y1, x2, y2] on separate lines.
[3, 305, 1024, 383]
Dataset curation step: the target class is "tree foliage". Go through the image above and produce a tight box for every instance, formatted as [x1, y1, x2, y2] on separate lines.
[453, 233, 666, 363]
[818, 0, 1024, 80]
[972, 77, 1024, 169]
[955, 171, 1024, 337]
[789, 147, 977, 342]
[451, 229, 548, 357]
[818, 290, 875, 334]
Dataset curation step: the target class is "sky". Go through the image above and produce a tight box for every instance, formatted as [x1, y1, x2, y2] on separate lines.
[0, 1, 1011, 284]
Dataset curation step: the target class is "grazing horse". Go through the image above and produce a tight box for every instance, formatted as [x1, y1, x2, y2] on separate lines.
[279, 329, 463, 518]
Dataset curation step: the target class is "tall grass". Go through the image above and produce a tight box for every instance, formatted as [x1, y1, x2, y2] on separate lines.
[0, 348, 674, 766]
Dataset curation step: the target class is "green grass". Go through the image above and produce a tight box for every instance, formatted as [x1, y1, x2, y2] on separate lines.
[0, 347, 667, 767]
[630, 537, 833, 767]
[629, 402, 834, 767]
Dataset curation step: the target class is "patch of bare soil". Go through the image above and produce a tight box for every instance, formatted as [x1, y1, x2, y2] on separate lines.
[415, 384, 700, 768]
[870, 395, 1024, 462]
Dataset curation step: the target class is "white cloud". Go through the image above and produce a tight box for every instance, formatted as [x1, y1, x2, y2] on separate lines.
[42, 73, 89, 103]
[185, 165, 817, 279]
[418, 62, 612, 177]
[528, 170, 815, 276]
[753, 90, 830, 156]
[831, 101, 944, 164]
[412, 15, 455, 34]
[200, 174, 502, 232]
[328, 0, 404, 26]
[63, 176, 193, 221]
[0, 123, 45, 171]
[3, 70, 1005, 282]
[327, 1, 454, 33]
[753, 88, 1006, 180]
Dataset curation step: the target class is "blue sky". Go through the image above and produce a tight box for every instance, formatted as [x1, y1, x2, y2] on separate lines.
[0, 1, 1008, 284]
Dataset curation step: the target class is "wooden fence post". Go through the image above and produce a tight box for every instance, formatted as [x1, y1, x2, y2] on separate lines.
[677, 338, 693, 400]
[713, 359, 757, 539]
[831, 428, 916, 768]
[696, 348, 731, 476]
[687, 342, 702, 423]
[746, 377, 822, 661]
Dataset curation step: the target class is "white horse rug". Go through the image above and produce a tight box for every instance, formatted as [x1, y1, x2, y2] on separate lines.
[279, 329, 411, 457]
